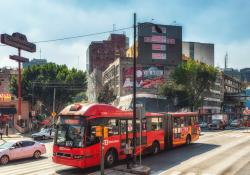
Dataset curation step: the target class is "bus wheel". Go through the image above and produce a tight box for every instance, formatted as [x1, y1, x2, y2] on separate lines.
[105, 149, 117, 167]
[152, 141, 160, 154]
[186, 135, 191, 145]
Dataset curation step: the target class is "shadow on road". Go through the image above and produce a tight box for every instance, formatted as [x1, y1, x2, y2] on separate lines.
[56, 166, 100, 175]
[0, 156, 48, 167]
[55, 143, 219, 175]
[143, 142, 220, 174]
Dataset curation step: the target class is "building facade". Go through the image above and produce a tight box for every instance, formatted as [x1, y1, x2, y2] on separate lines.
[182, 41, 214, 66]
[223, 73, 245, 119]
[0, 67, 18, 93]
[224, 68, 241, 81]
[23, 58, 47, 69]
[86, 34, 127, 74]
[138, 23, 182, 69]
[240, 68, 250, 83]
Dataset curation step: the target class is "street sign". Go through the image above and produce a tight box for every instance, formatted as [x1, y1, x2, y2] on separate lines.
[1, 32, 36, 52]
[9, 55, 29, 63]
[51, 111, 57, 117]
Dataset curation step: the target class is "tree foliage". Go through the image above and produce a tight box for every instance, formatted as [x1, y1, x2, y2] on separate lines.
[97, 84, 116, 104]
[10, 63, 87, 113]
[160, 59, 218, 111]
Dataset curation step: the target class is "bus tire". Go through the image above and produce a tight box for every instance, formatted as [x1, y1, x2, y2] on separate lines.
[186, 135, 191, 145]
[104, 149, 117, 167]
[152, 141, 160, 154]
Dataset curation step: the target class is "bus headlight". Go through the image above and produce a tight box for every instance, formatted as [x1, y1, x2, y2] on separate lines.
[73, 155, 84, 159]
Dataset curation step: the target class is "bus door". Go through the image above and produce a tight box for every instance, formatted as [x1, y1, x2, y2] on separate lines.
[120, 119, 128, 156]
[163, 114, 173, 149]
[172, 116, 185, 145]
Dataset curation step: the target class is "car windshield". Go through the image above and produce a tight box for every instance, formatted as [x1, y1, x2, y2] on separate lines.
[55, 116, 85, 148]
[0, 142, 14, 149]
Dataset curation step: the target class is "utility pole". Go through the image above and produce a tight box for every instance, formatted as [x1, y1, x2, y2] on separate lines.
[132, 12, 137, 165]
[53, 88, 56, 125]
[1, 32, 36, 120]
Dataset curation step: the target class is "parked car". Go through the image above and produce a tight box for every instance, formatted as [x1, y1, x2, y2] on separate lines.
[230, 119, 242, 127]
[208, 119, 225, 130]
[31, 128, 55, 140]
[0, 140, 46, 165]
[199, 122, 208, 128]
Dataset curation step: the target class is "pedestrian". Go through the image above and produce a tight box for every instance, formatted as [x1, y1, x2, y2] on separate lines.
[0, 127, 4, 140]
[5, 123, 9, 137]
[125, 139, 133, 169]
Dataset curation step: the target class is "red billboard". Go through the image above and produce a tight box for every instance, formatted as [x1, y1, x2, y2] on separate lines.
[123, 66, 165, 90]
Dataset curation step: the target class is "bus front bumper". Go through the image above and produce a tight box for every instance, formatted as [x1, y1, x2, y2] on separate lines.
[52, 156, 85, 168]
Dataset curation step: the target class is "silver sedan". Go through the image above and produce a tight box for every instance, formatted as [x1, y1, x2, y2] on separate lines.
[0, 140, 46, 165]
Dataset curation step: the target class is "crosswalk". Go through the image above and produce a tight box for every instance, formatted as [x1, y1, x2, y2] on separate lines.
[167, 172, 213, 175]
[0, 129, 249, 175]
[0, 157, 69, 175]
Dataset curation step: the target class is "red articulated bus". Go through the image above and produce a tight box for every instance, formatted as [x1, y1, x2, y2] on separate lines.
[52, 103, 200, 169]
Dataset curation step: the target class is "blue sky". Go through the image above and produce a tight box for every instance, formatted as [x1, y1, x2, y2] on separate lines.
[0, 0, 250, 70]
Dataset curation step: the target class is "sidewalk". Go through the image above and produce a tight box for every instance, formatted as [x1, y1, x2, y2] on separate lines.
[0, 133, 25, 144]
[89, 165, 150, 175]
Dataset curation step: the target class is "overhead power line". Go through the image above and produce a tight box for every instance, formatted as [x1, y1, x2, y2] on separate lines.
[0, 26, 133, 46]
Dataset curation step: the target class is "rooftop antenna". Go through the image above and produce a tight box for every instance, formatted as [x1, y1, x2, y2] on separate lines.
[225, 52, 228, 69]
[113, 24, 116, 32]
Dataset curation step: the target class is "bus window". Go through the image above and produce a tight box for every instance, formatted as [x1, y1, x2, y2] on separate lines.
[191, 115, 198, 125]
[120, 120, 127, 134]
[108, 119, 119, 136]
[151, 117, 163, 131]
[173, 117, 181, 138]
[180, 117, 184, 127]
[128, 120, 133, 133]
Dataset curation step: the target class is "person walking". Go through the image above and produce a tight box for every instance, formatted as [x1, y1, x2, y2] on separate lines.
[0, 127, 4, 140]
[5, 123, 9, 137]
[125, 139, 133, 169]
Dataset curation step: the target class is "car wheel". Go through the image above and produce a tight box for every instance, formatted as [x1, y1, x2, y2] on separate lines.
[104, 149, 117, 167]
[0, 155, 9, 165]
[33, 151, 41, 159]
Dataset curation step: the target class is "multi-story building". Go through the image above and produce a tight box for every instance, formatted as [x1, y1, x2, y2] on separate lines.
[23, 58, 47, 69]
[0, 67, 18, 93]
[182, 41, 214, 66]
[137, 22, 182, 70]
[182, 41, 222, 118]
[223, 73, 245, 119]
[224, 68, 241, 81]
[86, 34, 127, 74]
[240, 68, 250, 83]
[86, 69, 103, 102]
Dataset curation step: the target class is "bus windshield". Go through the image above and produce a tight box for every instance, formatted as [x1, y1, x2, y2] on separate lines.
[55, 116, 86, 148]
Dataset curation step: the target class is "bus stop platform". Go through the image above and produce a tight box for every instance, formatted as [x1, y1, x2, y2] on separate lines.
[89, 165, 150, 175]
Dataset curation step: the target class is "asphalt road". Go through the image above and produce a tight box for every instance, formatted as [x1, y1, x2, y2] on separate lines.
[0, 128, 249, 175]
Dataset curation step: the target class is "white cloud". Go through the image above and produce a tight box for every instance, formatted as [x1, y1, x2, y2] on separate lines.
[0, 0, 250, 71]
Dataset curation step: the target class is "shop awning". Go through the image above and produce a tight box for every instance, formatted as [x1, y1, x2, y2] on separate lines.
[0, 107, 17, 115]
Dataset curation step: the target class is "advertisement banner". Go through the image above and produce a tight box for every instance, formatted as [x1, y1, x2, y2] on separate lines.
[123, 66, 165, 90]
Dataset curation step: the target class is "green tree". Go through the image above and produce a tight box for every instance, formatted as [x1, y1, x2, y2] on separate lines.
[160, 59, 218, 111]
[10, 63, 87, 113]
[97, 84, 116, 104]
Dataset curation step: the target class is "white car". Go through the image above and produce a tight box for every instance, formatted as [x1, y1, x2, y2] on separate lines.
[0, 140, 46, 165]
[31, 128, 55, 140]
